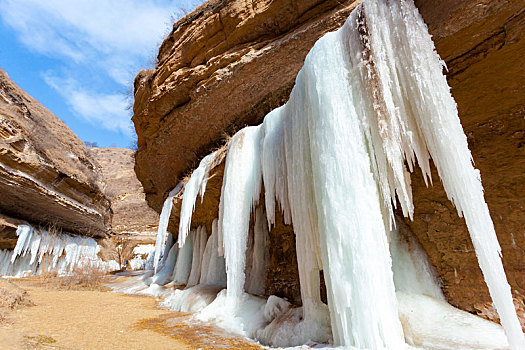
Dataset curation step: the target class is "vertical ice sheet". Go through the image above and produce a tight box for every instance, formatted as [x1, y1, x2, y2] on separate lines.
[172, 232, 193, 284]
[186, 226, 207, 287]
[151, 243, 179, 286]
[152, 183, 182, 273]
[200, 219, 227, 286]
[218, 126, 263, 300]
[390, 220, 444, 300]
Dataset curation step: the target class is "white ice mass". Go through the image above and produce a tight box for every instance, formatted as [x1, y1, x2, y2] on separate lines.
[0, 224, 118, 277]
[111, 0, 524, 349]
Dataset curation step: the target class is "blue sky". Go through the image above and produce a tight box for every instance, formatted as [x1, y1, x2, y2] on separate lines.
[0, 0, 202, 148]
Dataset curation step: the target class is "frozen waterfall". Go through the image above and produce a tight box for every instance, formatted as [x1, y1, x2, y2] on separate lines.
[112, 0, 524, 349]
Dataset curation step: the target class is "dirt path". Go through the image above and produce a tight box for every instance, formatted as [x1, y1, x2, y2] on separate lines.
[0, 279, 190, 350]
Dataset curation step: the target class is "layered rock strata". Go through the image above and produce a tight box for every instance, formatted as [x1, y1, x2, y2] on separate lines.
[0, 69, 111, 240]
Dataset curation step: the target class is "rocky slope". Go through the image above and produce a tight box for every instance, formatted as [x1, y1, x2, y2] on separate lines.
[89, 147, 159, 239]
[0, 69, 111, 243]
[132, 0, 525, 326]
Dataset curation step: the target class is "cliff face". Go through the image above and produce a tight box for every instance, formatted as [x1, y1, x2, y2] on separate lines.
[89, 147, 159, 237]
[133, 0, 362, 212]
[0, 69, 111, 241]
[133, 0, 525, 326]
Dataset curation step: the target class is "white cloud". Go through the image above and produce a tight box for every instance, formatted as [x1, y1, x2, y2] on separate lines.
[0, 0, 202, 135]
[43, 73, 132, 136]
[0, 0, 188, 83]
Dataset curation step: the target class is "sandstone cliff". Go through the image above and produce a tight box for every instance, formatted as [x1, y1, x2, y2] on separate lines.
[89, 147, 159, 239]
[132, 0, 525, 326]
[0, 69, 111, 242]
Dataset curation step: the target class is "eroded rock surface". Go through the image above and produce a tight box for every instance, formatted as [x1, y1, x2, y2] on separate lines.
[89, 147, 159, 238]
[133, 0, 362, 211]
[133, 0, 525, 326]
[0, 69, 111, 238]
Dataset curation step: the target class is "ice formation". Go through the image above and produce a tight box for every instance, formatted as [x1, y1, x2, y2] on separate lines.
[178, 151, 217, 247]
[110, 0, 524, 349]
[245, 206, 269, 296]
[0, 224, 117, 277]
[218, 126, 263, 301]
[172, 231, 193, 283]
[150, 242, 178, 286]
[128, 244, 155, 270]
[152, 183, 182, 273]
[186, 226, 207, 287]
[200, 219, 227, 286]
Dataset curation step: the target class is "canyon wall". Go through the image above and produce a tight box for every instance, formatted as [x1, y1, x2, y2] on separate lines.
[0, 69, 111, 244]
[89, 147, 159, 240]
[132, 0, 525, 324]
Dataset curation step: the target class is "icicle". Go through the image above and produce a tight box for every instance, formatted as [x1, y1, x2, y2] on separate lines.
[358, 1, 524, 347]
[178, 151, 218, 247]
[3, 224, 113, 277]
[261, 107, 291, 227]
[218, 126, 263, 300]
[152, 183, 183, 273]
[298, 26, 405, 348]
[11, 225, 33, 263]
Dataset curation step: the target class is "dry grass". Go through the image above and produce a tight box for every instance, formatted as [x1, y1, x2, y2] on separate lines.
[0, 278, 33, 325]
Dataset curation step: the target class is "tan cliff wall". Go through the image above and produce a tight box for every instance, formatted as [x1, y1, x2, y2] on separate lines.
[89, 147, 159, 239]
[132, 0, 525, 326]
[0, 69, 111, 243]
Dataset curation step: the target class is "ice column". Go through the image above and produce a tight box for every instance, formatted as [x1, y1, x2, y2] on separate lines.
[218, 126, 263, 300]
[296, 26, 405, 348]
[151, 243, 179, 285]
[172, 232, 193, 284]
[152, 183, 182, 273]
[200, 219, 227, 286]
[186, 226, 207, 287]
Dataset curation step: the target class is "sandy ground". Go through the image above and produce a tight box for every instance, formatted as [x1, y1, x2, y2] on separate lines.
[0, 277, 264, 350]
[0, 279, 190, 350]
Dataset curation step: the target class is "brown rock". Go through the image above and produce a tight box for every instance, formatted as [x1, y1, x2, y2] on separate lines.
[89, 147, 159, 238]
[133, 0, 362, 212]
[132, 0, 525, 326]
[0, 69, 111, 238]
[0, 213, 24, 250]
